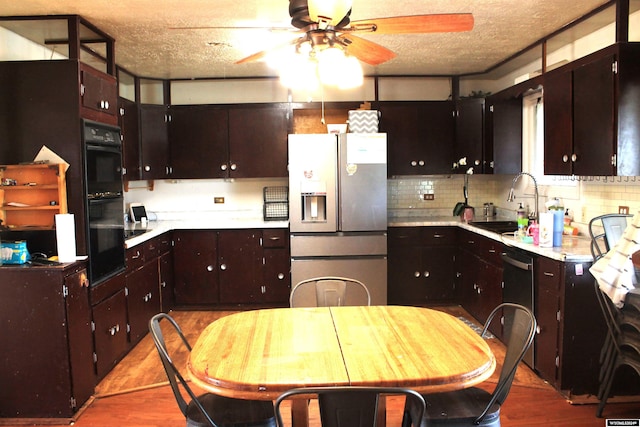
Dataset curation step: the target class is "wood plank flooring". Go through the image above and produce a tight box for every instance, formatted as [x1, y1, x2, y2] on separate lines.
[2, 306, 639, 426]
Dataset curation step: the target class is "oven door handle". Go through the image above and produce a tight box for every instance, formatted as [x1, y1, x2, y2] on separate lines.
[501, 253, 533, 271]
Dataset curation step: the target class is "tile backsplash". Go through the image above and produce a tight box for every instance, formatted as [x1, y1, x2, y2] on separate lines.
[388, 175, 640, 233]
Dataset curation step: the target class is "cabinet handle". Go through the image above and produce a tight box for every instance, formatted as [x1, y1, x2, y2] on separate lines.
[488, 249, 496, 253]
[220, 263, 227, 271]
[132, 250, 141, 259]
[108, 324, 120, 336]
[544, 271, 555, 277]
[269, 236, 280, 241]
[161, 281, 167, 288]
[261, 285, 266, 294]
[277, 273, 285, 280]
[536, 325, 542, 334]
[433, 234, 443, 238]
[456, 272, 462, 278]
[144, 292, 153, 302]
[207, 265, 214, 272]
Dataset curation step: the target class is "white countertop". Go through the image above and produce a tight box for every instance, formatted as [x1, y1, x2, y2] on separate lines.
[125, 215, 594, 263]
[124, 218, 288, 248]
[388, 216, 594, 263]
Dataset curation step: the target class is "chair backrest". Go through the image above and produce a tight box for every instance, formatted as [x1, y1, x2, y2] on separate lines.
[477, 303, 536, 423]
[290, 276, 371, 307]
[589, 213, 632, 261]
[149, 313, 218, 426]
[274, 386, 425, 427]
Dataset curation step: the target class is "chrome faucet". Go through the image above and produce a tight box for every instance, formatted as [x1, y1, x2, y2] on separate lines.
[507, 172, 539, 221]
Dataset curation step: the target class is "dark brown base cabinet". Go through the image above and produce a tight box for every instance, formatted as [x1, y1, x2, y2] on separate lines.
[173, 229, 290, 306]
[388, 227, 456, 304]
[0, 263, 95, 419]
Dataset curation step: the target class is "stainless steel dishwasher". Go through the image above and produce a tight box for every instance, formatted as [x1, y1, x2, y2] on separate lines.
[501, 247, 535, 367]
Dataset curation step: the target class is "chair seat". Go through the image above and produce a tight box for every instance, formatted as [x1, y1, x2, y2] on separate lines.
[187, 393, 276, 427]
[420, 387, 501, 427]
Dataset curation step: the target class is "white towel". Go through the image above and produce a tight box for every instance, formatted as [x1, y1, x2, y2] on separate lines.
[589, 212, 640, 307]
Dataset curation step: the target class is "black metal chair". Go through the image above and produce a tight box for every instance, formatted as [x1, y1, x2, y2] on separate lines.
[149, 313, 276, 427]
[274, 386, 426, 427]
[588, 213, 640, 417]
[402, 303, 536, 427]
[289, 276, 371, 307]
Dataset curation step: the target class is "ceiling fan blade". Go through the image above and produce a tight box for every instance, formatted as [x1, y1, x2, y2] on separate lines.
[339, 34, 396, 66]
[235, 38, 300, 64]
[348, 13, 474, 34]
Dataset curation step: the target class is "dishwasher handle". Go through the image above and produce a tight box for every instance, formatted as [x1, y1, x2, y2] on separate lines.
[501, 253, 533, 271]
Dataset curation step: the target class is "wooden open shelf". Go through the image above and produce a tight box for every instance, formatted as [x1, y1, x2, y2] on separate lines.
[0, 163, 68, 229]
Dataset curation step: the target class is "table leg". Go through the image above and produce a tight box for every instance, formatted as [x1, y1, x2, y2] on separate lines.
[291, 398, 309, 427]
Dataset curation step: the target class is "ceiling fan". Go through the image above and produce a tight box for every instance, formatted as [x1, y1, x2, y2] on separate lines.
[235, 0, 475, 67]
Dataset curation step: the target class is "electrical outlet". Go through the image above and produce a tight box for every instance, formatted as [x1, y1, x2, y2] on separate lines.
[619, 205, 629, 214]
[214, 197, 225, 204]
[423, 194, 435, 200]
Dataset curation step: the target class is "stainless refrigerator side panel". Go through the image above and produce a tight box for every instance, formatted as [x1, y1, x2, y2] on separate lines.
[288, 134, 338, 233]
[291, 257, 387, 305]
[338, 133, 387, 232]
[290, 233, 387, 257]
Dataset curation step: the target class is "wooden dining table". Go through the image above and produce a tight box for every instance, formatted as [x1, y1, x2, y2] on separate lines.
[188, 305, 496, 427]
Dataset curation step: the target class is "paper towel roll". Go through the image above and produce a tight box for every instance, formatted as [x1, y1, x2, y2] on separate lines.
[539, 212, 554, 248]
[55, 214, 77, 263]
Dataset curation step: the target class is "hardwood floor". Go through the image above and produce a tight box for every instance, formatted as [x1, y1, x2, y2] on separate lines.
[2, 307, 638, 426]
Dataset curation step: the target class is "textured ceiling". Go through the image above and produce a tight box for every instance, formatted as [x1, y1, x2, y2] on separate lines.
[0, 0, 612, 80]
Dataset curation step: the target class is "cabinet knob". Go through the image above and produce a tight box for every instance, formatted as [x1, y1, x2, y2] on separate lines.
[562, 155, 569, 163]
[277, 273, 285, 280]
[230, 163, 237, 171]
[220, 164, 227, 171]
[571, 153, 578, 162]
[144, 165, 151, 172]
[418, 160, 425, 166]
[207, 265, 214, 272]
[423, 271, 430, 278]
[220, 263, 227, 271]
[414, 271, 421, 278]
[410, 161, 417, 166]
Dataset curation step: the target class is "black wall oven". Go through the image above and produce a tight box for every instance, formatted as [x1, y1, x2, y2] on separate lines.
[83, 120, 125, 285]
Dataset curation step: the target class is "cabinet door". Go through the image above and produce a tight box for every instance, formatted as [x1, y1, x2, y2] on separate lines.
[118, 97, 141, 181]
[380, 102, 454, 176]
[573, 54, 616, 176]
[140, 104, 170, 179]
[535, 256, 561, 385]
[262, 247, 291, 303]
[64, 269, 95, 412]
[228, 105, 289, 178]
[455, 98, 485, 174]
[92, 288, 129, 380]
[80, 64, 118, 125]
[159, 251, 175, 311]
[489, 96, 522, 174]
[421, 246, 457, 301]
[127, 261, 161, 344]
[169, 105, 229, 179]
[543, 71, 573, 175]
[173, 230, 219, 304]
[218, 229, 263, 304]
[388, 244, 424, 305]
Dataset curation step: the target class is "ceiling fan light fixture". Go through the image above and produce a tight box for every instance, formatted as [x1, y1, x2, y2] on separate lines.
[279, 53, 319, 91]
[338, 55, 363, 89]
[308, 0, 352, 27]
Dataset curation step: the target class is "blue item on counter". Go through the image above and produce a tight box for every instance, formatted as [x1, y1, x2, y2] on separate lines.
[552, 209, 564, 247]
[1, 240, 30, 264]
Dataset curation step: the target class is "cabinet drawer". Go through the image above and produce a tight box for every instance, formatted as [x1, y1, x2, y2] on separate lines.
[143, 236, 163, 259]
[90, 271, 126, 305]
[126, 246, 145, 271]
[421, 226, 455, 246]
[262, 229, 288, 248]
[388, 227, 422, 247]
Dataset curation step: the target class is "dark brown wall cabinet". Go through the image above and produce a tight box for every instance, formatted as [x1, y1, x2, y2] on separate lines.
[388, 226, 456, 304]
[0, 263, 94, 418]
[454, 98, 485, 174]
[544, 43, 640, 176]
[118, 97, 141, 182]
[377, 101, 455, 176]
[486, 96, 522, 175]
[139, 104, 172, 180]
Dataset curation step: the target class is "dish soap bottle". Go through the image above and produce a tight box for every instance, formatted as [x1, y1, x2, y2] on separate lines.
[517, 203, 528, 239]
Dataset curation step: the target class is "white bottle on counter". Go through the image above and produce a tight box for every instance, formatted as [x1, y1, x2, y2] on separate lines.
[539, 212, 554, 248]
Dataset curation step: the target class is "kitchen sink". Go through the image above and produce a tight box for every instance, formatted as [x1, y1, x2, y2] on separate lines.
[469, 220, 518, 234]
[124, 228, 148, 238]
